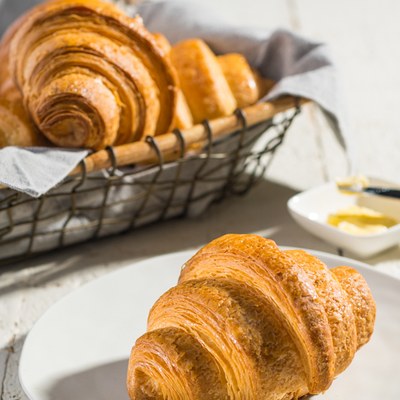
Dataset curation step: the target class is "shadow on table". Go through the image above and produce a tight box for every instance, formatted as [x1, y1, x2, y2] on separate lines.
[0, 179, 333, 294]
[47, 359, 129, 400]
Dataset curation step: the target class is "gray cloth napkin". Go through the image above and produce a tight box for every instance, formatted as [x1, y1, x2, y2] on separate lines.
[0, 147, 88, 197]
[0, 0, 348, 198]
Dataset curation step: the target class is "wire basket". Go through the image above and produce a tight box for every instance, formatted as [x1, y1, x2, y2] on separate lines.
[0, 97, 302, 265]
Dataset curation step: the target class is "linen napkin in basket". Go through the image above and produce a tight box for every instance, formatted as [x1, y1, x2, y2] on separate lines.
[0, 0, 349, 197]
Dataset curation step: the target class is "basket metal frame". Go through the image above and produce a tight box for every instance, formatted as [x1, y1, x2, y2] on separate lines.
[0, 104, 300, 265]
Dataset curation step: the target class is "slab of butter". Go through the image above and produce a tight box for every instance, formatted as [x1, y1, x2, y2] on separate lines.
[328, 205, 398, 235]
[336, 221, 388, 235]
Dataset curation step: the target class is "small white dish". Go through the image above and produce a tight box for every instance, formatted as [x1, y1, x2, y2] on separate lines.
[19, 248, 400, 400]
[288, 178, 400, 258]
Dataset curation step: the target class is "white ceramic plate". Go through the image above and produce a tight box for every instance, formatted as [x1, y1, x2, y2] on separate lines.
[19, 248, 400, 400]
[287, 179, 400, 258]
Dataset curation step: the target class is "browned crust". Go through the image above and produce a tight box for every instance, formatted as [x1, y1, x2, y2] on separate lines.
[170, 39, 236, 124]
[285, 250, 358, 375]
[181, 234, 335, 393]
[218, 53, 261, 108]
[331, 266, 376, 349]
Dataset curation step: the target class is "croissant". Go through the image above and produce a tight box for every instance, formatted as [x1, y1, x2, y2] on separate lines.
[170, 39, 274, 126]
[152, 33, 194, 131]
[170, 39, 237, 124]
[5, 0, 178, 149]
[0, 17, 42, 147]
[0, 98, 44, 147]
[127, 234, 376, 400]
[218, 53, 266, 108]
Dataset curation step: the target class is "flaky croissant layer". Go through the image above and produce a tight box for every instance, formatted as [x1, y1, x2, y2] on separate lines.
[127, 234, 376, 400]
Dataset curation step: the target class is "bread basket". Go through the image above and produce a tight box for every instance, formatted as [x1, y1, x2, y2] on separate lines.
[0, 96, 304, 265]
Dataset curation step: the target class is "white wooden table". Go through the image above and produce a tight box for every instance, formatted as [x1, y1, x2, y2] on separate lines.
[1, 0, 400, 398]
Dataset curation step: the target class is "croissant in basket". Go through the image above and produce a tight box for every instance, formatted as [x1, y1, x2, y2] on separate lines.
[0, 0, 274, 150]
[3, 0, 179, 150]
[127, 234, 376, 400]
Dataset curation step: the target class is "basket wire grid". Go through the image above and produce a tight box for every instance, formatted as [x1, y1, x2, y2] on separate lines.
[0, 104, 300, 265]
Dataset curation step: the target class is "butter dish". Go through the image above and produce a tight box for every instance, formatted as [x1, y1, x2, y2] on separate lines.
[288, 178, 400, 258]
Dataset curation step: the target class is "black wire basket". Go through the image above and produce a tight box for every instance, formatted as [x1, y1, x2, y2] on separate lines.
[0, 98, 302, 265]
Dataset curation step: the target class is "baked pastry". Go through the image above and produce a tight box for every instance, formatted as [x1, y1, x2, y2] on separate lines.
[172, 90, 194, 130]
[0, 98, 43, 147]
[127, 234, 375, 399]
[0, 2, 269, 149]
[170, 39, 237, 124]
[170, 39, 272, 126]
[218, 53, 266, 108]
[152, 32, 194, 130]
[5, 0, 178, 150]
[0, 20, 41, 147]
[0, 1, 276, 150]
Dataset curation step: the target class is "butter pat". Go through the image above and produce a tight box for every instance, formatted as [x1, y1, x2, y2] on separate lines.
[337, 221, 388, 235]
[328, 205, 398, 235]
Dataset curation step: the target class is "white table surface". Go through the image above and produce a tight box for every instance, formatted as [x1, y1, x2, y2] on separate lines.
[1, 0, 400, 398]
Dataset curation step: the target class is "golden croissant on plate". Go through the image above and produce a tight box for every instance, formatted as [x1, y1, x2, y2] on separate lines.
[127, 234, 376, 400]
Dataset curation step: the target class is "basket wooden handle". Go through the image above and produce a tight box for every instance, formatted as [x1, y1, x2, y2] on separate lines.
[72, 96, 308, 176]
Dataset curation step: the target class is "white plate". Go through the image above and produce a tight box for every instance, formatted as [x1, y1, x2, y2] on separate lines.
[287, 179, 400, 258]
[19, 248, 400, 400]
